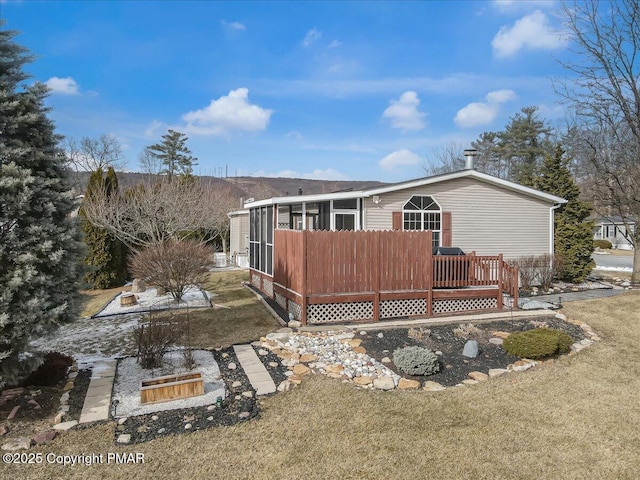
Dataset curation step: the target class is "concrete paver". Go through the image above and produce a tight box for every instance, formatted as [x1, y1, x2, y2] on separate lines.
[233, 345, 276, 395]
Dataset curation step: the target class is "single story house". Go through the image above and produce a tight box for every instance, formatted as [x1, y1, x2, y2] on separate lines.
[234, 169, 566, 325]
[593, 216, 635, 250]
[228, 209, 250, 268]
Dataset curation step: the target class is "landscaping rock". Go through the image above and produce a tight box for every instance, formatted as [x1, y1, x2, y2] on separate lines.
[373, 377, 395, 391]
[2, 387, 24, 397]
[2, 437, 32, 451]
[277, 381, 292, 392]
[131, 278, 146, 293]
[32, 431, 56, 444]
[53, 420, 77, 431]
[468, 372, 489, 382]
[422, 381, 446, 392]
[227, 362, 237, 370]
[508, 359, 537, 372]
[7, 405, 20, 420]
[381, 357, 391, 363]
[489, 337, 504, 345]
[488, 368, 508, 378]
[288, 320, 302, 328]
[288, 374, 303, 385]
[239, 412, 251, 419]
[117, 434, 131, 444]
[398, 378, 420, 390]
[353, 376, 373, 386]
[231, 381, 242, 388]
[352, 346, 367, 354]
[462, 340, 479, 358]
[462, 379, 479, 385]
[292, 364, 310, 375]
[0, 424, 7, 436]
[258, 349, 269, 356]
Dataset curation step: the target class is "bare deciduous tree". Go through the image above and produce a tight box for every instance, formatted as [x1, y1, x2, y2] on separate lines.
[558, 0, 640, 281]
[63, 134, 126, 173]
[138, 146, 162, 176]
[202, 181, 242, 254]
[82, 177, 224, 249]
[129, 239, 212, 302]
[424, 141, 466, 175]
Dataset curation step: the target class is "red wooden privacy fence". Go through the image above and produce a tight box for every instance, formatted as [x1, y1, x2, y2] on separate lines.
[255, 229, 519, 325]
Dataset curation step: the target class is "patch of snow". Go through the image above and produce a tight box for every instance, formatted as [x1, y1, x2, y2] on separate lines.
[112, 350, 226, 417]
[594, 266, 633, 273]
[95, 286, 213, 317]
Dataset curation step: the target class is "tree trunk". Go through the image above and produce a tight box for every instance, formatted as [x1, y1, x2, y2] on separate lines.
[633, 247, 640, 283]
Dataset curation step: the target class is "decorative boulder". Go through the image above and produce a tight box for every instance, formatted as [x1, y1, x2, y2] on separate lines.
[462, 340, 479, 358]
[131, 278, 146, 293]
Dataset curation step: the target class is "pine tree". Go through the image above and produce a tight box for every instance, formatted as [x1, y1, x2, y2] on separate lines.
[497, 106, 554, 187]
[0, 26, 84, 387]
[147, 129, 197, 179]
[536, 146, 595, 282]
[80, 167, 128, 289]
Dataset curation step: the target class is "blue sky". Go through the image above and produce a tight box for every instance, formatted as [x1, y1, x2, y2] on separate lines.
[2, 0, 576, 182]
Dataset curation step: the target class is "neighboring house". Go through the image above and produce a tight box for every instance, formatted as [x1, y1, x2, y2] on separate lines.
[236, 169, 567, 325]
[593, 216, 635, 250]
[227, 209, 250, 268]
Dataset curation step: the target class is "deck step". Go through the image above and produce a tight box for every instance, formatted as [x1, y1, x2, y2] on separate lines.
[233, 345, 276, 395]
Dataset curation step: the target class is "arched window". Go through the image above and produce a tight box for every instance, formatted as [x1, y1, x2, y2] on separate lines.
[403, 195, 441, 247]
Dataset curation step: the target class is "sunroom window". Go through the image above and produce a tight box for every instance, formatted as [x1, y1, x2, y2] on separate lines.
[403, 195, 441, 248]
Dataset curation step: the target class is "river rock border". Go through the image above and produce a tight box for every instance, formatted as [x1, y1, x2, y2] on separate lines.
[260, 312, 601, 392]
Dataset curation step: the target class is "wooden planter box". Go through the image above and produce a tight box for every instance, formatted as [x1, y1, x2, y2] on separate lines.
[140, 372, 204, 404]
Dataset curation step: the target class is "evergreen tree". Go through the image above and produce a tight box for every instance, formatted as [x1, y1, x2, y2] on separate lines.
[496, 106, 554, 187]
[147, 129, 197, 179]
[536, 146, 595, 282]
[80, 167, 128, 289]
[0, 26, 84, 387]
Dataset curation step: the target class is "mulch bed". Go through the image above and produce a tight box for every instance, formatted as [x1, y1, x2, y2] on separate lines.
[112, 347, 260, 445]
[357, 315, 588, 387]
[67, 369, 91, 421]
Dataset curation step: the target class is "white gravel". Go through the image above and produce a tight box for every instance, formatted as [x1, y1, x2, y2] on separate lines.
[95, 286, 212, 317]
[112, 349, 226, 417]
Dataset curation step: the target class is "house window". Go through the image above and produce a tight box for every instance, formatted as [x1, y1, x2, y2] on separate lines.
[249, 206, 273, 275]
[403, 195, 441, 248]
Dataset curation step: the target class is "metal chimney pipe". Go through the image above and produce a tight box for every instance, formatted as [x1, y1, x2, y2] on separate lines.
[463, 148, 477, 170]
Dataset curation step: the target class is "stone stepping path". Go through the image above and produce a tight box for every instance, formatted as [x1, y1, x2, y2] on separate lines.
[233, 344, 276, 395]
[79, 359, 117, 424]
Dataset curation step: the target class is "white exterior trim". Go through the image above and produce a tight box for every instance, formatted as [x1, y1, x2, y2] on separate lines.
[244, 170, 567, 209]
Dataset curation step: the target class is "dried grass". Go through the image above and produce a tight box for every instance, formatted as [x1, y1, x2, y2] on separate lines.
[8, 292, 640, 479]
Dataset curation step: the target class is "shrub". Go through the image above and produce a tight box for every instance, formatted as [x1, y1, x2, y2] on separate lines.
[392, 346, 440, 376]
[22, 352, 73, 386]
[511, 254, 563, 291]
[133, 312, 181, 369]
[453, 323, 481, 338]
[503, 328, 574, 359]
[594, 239, 612, 250]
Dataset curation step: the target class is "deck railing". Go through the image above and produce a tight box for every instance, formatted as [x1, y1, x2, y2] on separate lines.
[260, 229, 519, 324]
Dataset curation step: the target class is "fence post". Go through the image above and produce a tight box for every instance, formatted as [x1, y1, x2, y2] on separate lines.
[301, 230, 308, 325]
[497, 254, 504, 309]
[373, 231, 380, 322]
[513, 265, 519, 310]
[427, 231, 433, 317]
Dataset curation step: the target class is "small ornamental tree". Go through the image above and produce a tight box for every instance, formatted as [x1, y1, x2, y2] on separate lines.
[79, 167, 128, 288]
[536, 146, 595, 282]
[128, 239, 213, 301]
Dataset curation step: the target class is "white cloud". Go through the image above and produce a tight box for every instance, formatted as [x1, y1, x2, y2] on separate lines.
[329, 39, 342, 48]
[492, 0, 555, 12]
[382, 91, 426, 131]
[286, 131, 302, 140]
[454, 89, 516, 128]
[379, 149, 422, 171]
[492, 10, 567, 58]
[144, 120, 164, 138]
[45, 76, 79, 95]
[221, 20, 246, 31]
[181, 88, 272, 136]
[303, 28, 322, 47]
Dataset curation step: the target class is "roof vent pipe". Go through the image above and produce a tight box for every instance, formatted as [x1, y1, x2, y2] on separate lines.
[298, 187, 303, 195]
[463, 148, 477, 170]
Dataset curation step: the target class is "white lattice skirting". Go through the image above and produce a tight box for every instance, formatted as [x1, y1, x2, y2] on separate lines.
[379, 298, 427, 319]
[307, 301, 374, 324]
[275, 292, 287, 310]
[432, 297, 497, 314]
[288, 301, 302, 321]
[263, 278, 274, 297]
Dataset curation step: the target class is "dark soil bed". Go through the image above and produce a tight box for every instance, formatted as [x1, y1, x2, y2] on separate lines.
[67, 369, 91, 421]
[357, 316, 587, 387]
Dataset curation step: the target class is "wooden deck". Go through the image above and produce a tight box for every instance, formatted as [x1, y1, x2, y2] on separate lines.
[252, 229, 519, 325]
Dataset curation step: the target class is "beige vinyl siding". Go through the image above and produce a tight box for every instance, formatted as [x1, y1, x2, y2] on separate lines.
[229, 211, 250, 255]
[363, 177, 552, 259]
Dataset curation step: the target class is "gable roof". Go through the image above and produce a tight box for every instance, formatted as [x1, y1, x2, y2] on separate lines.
[244, 169, 567, 208]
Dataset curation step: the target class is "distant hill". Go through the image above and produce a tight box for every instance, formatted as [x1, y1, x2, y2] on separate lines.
[69, 172, 385, 206]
